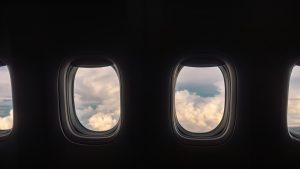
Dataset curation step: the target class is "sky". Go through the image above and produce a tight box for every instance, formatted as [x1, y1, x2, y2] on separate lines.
[288, 66, 300, 127]
[0, 66, 13, 130]
[175, 66, 225, 133]
[74, 67, 120, 131]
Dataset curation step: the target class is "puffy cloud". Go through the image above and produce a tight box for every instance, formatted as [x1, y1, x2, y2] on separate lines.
[74, 67, 120, 131]
[175, 66, 225, 133]
[175, 81, 225, 133]
[88, 113, 118, 131]
[0, 109, 13, 130]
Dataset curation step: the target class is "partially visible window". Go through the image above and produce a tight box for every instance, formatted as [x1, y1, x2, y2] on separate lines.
[0, 66, 13, 134]
[74, 67, 120, 132]
[175, 66, 225, 133]
[288, 66, 300, 138]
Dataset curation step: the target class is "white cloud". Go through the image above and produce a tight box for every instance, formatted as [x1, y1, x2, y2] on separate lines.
[0, 109, 13, 130]
[175, 67, 225, 133]
[88, 113, 118, 131]
[74, 67, 120, 131]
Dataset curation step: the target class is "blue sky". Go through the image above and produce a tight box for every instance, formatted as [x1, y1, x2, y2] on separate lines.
[0, 66, 13, 130]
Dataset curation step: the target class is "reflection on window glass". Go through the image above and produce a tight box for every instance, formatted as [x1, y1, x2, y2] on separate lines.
[175, 66, 225, 133]
[74, 66, 120, 132]
[0, 66, 13, 131]
[288, 66, 300, 134]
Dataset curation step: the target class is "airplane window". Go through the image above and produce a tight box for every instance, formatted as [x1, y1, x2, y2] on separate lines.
[175, 66, 225, 133]
[0, 66, 13, 133]
[74, 66, 120, 132]
[60, 58, 122, 144]
[288, 66, 300, 138]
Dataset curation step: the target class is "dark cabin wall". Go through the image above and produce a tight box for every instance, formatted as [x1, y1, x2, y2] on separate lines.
[0, 2, 300, 168]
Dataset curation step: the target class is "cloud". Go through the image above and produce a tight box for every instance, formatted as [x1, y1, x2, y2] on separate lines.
[0, 109, 13, 130]
[175, 66, 225, 133]
[175, 81, 225, 133]
[88, 113, 118, 131]
[74, 67, 120, 131]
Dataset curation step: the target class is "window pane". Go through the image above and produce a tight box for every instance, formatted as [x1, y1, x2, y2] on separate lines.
[74, 66, 120, 132]
[288, 66, 300, 133]
[0, 66, 13, 131]
[175, 66, 225, 133]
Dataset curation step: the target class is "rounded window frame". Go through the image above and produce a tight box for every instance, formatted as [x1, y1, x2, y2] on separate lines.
[171, 56, 237, 145]
[0, 60, 14, 141]
[59, 56, 122, 145]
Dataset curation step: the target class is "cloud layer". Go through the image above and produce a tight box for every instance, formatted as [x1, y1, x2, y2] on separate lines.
[74, 67, 120, 131]
[175, 81, 225, 133]
[175, 67, 225, 133]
